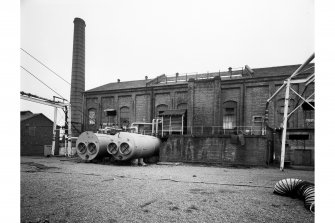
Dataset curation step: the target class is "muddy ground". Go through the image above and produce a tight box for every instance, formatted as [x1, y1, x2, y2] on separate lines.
[21, 156, 314, 223]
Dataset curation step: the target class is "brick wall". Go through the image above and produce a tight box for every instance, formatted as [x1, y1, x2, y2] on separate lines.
[221, 87, 241, 125]
[83, 74, 314, 134]
[174, 91, 188, 109]
[222, 88, 241, 104]
[101, 96, 116, 124]
[193, 80, 215, 126]
[160, 135, 269, 166]
[118, 95, 132, 108]
[245, 85, 269, 127]
[273, 129, 314, 166]
[70, 18, 85, 137]
[85, 97, 99, 131]
[270, 83, 300, 128]
[155, 93, 171, 108]
[135, 94, 150, 122]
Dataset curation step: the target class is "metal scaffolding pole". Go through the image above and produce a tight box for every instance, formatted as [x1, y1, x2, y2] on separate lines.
[52, 107, 58, 155]
[264, 53, 315, 171]
[280, 79, 291, 171]
[67, 104, 72, 156]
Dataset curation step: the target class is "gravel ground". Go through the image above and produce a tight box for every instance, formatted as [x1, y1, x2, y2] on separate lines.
[21, 156, 314, 223]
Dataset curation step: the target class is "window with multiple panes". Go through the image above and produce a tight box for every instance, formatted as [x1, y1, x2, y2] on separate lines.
[120, 106, 130, 127]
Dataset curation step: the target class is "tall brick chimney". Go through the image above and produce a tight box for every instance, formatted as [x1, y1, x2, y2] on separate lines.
[70, 17, 86, 137]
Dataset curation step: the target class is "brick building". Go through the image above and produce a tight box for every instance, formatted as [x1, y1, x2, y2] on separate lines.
[81, 64, 315, 166]
[21, 111, 54, 156]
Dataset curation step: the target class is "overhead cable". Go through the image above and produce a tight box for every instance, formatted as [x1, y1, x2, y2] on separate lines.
[20, 65, 66, 100]
[20, 48, 71, 85]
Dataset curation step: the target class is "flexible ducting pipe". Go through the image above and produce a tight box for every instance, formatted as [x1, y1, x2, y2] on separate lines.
[273, 178, 315, 214]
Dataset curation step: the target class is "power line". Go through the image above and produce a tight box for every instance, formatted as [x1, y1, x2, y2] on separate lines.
[20, 49, 88, 121]
[20, 66, 67, 100]
[20, 48, 71, 86]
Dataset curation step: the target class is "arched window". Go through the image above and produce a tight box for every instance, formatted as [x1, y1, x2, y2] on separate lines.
[88, 108, 97, 125]
[120, 106, 130, 126]
[222, 101, 237, 129]
[156, 104, 168, 116]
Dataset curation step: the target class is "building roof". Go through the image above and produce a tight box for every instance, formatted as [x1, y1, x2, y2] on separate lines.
[86, 80, 149, 92]
[252, 64, 314, 77]
[20, 111, 53, 123]
[20, 111, 34, 121]
[85, 64, 314, 93]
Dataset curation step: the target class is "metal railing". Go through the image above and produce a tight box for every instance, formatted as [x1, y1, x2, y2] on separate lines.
[186, 126, 266, 136]
[147, 68, 245, 86]
[156, 125, 266, 136]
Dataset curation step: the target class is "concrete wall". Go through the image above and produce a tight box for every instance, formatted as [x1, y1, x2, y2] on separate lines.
[159, 135, 269, 166]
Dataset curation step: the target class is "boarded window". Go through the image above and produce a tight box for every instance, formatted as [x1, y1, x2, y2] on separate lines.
[222, 101, 237, 129]
[288, 133, 309, 140]
[120, 106, 130, 126]
[88, 109, 96, 125]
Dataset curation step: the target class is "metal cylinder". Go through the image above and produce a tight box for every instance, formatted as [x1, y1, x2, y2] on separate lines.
[76, 131, 113, 161]
[70, 17, 86, 137]
[106, 132, 161, 161]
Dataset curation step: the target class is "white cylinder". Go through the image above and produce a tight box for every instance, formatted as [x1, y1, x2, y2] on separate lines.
[106, 132, 161, 161]
[76, 131, 113, 161]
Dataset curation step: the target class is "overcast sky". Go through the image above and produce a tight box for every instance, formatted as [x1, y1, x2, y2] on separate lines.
[20, 0, 314, 125]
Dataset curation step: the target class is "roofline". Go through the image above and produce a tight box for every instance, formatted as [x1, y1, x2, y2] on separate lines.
[21, 113, 53, 123]
[84, 63, 314, 94]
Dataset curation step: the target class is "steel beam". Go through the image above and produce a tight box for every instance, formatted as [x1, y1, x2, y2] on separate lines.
[21, 95, 66, 108]
[280, 79, 291, 171]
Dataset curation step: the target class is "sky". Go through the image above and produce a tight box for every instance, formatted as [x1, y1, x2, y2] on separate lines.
[20, 0, 314, 125]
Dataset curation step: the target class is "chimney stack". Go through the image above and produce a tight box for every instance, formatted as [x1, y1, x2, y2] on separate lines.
[70, 17, 86, 137]
[228, 67, 232, 77]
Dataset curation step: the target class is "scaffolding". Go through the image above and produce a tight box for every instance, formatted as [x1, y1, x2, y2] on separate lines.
[264, 53, 315, 170]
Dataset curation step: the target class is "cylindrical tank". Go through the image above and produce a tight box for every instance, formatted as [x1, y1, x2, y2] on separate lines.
[106, 132, 161, 161]
[76, 131, 113, 161]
